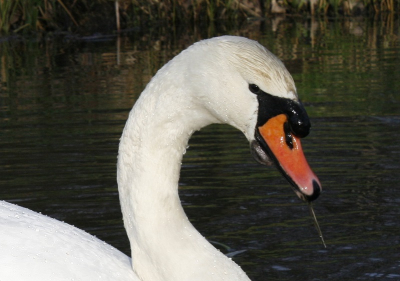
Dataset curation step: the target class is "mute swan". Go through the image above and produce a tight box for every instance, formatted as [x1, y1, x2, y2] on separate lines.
[0, 36, 321, 281]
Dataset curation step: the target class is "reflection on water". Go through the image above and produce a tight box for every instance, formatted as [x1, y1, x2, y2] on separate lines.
[1, 17, 400, 280]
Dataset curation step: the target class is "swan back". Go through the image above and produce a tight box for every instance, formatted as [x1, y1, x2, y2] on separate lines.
[0, 201, 138, 281]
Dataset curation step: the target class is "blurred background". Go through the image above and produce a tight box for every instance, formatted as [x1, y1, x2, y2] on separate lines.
[1, 1, 400, 280]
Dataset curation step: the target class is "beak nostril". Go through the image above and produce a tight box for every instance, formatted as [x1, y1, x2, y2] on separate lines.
[284, 122, 294, 149]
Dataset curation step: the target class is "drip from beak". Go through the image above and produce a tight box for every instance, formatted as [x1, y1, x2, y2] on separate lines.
[253, 114, 321, 202]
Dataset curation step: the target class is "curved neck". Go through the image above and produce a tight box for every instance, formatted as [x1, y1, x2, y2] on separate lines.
[117, 68, 250, 281]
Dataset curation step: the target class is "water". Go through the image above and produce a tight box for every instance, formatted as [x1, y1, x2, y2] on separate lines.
[1, 17, 400, 280]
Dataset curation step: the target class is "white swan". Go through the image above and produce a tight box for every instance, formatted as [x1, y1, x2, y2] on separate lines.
[0, 36, 321, 281]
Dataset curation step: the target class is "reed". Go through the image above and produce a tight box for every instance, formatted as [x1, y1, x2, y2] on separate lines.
[0, 0, 19, 33]
[0, 0, 398, 34]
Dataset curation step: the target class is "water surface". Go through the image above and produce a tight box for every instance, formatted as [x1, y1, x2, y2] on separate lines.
[1, 17, 400, 280]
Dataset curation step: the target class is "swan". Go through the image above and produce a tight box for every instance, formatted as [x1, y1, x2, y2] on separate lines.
[0, 36, 321, 281]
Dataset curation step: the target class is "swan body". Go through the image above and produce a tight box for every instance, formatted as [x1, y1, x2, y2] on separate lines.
[0, 36, 321, 280]
[0, 201, 138, 280]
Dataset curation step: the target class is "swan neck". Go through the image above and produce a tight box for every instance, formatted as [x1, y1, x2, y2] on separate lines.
[117, 50, 250, 281]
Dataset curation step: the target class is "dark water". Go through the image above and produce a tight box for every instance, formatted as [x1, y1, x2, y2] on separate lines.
[1, 17, 400, 280]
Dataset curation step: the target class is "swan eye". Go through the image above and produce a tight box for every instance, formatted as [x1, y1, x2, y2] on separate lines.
[249, 84, 261, 94]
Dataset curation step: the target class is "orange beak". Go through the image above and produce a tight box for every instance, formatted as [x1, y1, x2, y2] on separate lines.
[258, 114, 321, 201]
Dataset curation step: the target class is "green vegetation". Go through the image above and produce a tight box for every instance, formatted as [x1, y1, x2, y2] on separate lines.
[0, 0, 399, 34]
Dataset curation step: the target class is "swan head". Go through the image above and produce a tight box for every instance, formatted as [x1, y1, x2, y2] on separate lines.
[184, 36, 321, 202]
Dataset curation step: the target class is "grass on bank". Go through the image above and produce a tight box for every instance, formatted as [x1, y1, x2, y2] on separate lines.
[0, 0, 399, 34]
